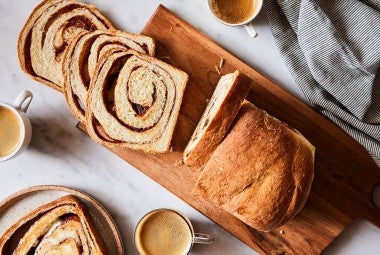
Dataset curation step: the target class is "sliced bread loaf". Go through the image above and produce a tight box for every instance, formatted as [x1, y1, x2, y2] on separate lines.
[193, 101, 315, 231]
[183, 70, 251, 167]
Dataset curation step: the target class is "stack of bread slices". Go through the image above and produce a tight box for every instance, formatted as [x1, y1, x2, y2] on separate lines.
[18, 0, 188, 153]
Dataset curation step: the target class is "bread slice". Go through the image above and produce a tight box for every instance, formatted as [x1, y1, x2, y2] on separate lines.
[0, 195, 107, 254]
[193, 101, 315, 231]
[86, 49, 189, 153]
[183, 70, 251, 167]
[18, 0, 113, 92]
[63, 30, 156, 123]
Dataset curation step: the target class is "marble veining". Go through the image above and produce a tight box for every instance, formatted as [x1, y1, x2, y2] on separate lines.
[0, 1, 379, 255]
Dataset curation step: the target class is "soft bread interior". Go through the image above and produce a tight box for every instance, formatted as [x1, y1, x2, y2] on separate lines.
[183, 70, 251, 166]
[27, 1, 112, 89]
[18, 0, 112, 91]
[63, 29, 155, 123]
[86, 50, 188, 153]
[186, 72, 239, 153]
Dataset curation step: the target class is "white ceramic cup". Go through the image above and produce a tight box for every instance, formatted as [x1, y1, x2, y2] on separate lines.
[0, 90, 33, 162]
[134, 208, 213, 255]
[207, 0, 264, 38]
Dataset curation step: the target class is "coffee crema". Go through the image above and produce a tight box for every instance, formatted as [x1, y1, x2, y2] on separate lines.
[211, 0, 257, 24]
[0, 106, 21, 157]
[135, 210, 193, 255]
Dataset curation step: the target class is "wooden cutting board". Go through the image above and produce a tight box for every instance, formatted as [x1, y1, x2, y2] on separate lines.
[81, 5, 380, 255]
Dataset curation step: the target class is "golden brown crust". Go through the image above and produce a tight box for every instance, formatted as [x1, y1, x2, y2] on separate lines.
[193, 101, 315, 231]
[0, 195, 108, 254]
[183, 70, 251, 167]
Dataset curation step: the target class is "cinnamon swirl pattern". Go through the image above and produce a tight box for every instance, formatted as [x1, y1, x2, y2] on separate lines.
[0, 195, 107, 255]
[63, 30, 156, 123]
[86, 50, 189, 153]
[18, 0, 188, 154]
[18, 0, 113, 91]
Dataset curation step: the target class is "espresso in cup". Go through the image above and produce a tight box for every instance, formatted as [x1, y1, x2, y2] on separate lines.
[0, 106, 22, 158]
[134, 209, 213, 255]
[208, 0, 263, 37]
[211, 0, 258, 24]
[0, 90, 33, 161]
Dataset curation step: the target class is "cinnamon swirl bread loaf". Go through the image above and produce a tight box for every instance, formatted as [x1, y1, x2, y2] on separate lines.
[183, 71, 251, 167]
[63, 30, 156, 123]
[193, 101, 315, 231]
[18, 0, 113, 92]
[86, 50, 188, 153]
[0, 195, 107, 254]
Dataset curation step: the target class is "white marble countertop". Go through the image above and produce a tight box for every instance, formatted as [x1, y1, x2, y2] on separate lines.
[0, 0, 379, 254]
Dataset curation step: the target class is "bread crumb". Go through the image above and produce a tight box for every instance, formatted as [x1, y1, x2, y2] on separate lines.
[219, 57, 225, 68]
[280, 230, 285, 235]
[170, 26, 173, 31]
[174, 158, 184, 167]
[215, 65, 221, 76]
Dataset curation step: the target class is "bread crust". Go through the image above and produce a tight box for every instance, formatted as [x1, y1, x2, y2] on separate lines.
[0, 195, 108, 254]
[183, 70, 251, 167]
[193, 101, 315, 231]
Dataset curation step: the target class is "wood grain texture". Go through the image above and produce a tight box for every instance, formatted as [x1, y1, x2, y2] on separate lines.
[79, 5, 380, 255]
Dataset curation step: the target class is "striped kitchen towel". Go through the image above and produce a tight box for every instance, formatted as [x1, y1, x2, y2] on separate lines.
[265, 0, 380, 167]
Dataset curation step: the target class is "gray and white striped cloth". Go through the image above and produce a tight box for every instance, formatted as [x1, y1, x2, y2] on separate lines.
[265, 0, 380, 167]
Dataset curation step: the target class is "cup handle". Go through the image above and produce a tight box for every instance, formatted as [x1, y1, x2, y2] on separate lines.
[13, 90, 33, 113]
[193, 233, 214, 244]
[244, 22, 258, 38]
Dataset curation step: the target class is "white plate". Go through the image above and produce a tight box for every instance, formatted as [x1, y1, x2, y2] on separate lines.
[0, 185, 124, 254]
